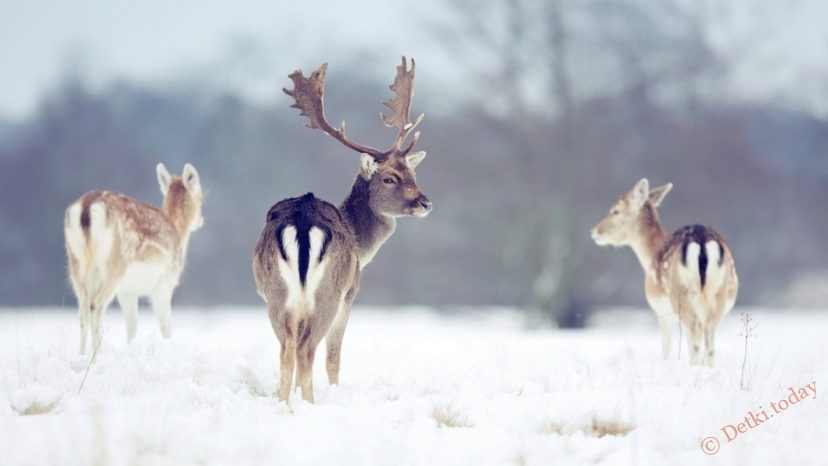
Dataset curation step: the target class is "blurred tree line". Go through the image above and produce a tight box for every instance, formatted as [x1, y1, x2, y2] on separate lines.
[1, 0, 826, 326]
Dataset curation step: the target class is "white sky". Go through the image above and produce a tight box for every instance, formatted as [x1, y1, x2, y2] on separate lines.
[0, 0, 446, 120]
[1, 0, 827, 121]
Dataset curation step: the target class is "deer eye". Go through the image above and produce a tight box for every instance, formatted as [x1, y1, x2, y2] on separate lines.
[383, 177, 397, 185]
[611, 209, 620, 216]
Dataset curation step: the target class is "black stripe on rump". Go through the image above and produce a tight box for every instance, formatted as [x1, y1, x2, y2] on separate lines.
[679, 225, 715, 289]
[274, 193, 331, 287]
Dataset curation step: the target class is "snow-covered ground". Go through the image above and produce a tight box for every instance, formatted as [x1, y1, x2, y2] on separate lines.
[0, 306, 825, 465]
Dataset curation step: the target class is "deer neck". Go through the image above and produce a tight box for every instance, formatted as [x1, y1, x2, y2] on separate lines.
[161, 204, 193, 261]
[339, 176, 396, 268]
[629, 203, 669, 273]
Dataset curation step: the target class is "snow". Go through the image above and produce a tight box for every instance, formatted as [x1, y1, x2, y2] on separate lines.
[0, 306, 825, 465]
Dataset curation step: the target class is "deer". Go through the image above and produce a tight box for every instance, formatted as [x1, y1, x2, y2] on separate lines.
[253, 57, 432, 403]
[64, 163, 204, 355]
[590, 178, 738, 367]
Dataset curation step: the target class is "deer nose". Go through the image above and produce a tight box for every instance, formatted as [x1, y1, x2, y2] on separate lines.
[411, 195, 432, 216]
[418, 196, 432, 213]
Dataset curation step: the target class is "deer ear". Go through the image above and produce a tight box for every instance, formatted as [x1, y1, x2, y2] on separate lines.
[156, 163, 172, 195]
[405, 151, 427, 170]
[182, 163, 201, 193]
[631, 178, 649, 207]
[359, 153, 379, 180]
[648, 182, 673, 207]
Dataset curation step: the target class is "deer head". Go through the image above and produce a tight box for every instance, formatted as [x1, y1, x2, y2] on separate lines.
[591, 178, 673, 247]
[283, 56, 432, 218]
[157, 163, 205, 233]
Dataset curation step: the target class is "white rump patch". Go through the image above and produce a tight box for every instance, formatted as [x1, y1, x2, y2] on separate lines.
[276, 226, 328, 313]
[65, 203, 85, 260]
[87, 203, 114, 269]
[679, 242, 701, 289]
[704, 240, 725, 291]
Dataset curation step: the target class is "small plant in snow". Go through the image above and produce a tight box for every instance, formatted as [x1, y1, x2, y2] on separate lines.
[432, 404, 472, 428]
[739, 312, 758, 391]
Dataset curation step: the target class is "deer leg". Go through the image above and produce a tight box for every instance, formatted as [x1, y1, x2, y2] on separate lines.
[89, 296, 113, 355]
[656, 315, 673, 360]
[151, 287, 174, 339]
[296, 318, 316, 403]
[325, 298, 352, 385]
[117, 293, 139, 342]
[89, 280, 120, 355]
[703, 323, 717, 368]
[275, 312, 297, 403]
[704, 303, 726, 368]
[68, 265, 90, 355]
[77, 298, 91, 355]
[686, 317, 704, 365]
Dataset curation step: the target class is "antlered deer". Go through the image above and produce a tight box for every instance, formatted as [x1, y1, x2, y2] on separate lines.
[65, 163, 204, 355]
[591, 179, 738, 367]
[253, 57, 432, 403]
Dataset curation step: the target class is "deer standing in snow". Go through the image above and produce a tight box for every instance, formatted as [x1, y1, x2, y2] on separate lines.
[591, 179, 738, 367]
[253, 57, 432, 403]
[64, 164, 204, 354]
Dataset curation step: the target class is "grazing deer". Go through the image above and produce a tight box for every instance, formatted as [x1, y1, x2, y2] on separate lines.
[64, 163, 204, 355]
[590, 179, 738, 367]
[253, 57, 432, 403]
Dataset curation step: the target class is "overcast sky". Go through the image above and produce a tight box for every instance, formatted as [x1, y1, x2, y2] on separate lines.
[0, 0, 447, 120]
[1, 0, 827, 121]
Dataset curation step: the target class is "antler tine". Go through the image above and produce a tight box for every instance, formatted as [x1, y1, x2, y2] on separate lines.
[381, 56, 425, 155]
[283, 63, 385, 158]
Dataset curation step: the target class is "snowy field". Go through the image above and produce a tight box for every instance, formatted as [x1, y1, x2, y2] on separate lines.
[0, 306, 825, 465]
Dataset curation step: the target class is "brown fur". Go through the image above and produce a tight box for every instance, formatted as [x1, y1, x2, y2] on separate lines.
[592, 178, 739, 367]
[260, 58, 433, 403]
[65, 163, 203, 354]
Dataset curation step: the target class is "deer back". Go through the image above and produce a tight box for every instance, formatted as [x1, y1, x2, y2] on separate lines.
[64, 164, 203, 293]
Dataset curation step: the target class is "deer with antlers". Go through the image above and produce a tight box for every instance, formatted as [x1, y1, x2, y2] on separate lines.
[253, 57, 432, 403]
[591, 179, 738, 367]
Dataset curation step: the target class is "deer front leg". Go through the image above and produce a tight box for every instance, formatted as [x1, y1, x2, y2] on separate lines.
[151, 286, 174, 339]
[118, 293, 139, 342]
[657, 316, 673, 360]
[325, 295, 353, 385]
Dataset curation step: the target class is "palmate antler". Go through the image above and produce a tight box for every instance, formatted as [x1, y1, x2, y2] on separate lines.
[283, 56, 424, 160]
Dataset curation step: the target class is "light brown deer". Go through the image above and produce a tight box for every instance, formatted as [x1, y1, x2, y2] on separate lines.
[253, 57, 432, 403]
[64, 163, 204, 355]
[591, 178, 738, 367]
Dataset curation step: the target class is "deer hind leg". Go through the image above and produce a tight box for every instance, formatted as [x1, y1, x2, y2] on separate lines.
[117, 293, 139, 342]
[274, 312, 297, 403]
[151, 286, 174, 339]
[672, 292, 704, 365]
[295, 317, 317, 403]
[87, 273, 123, 355]
[67, 257, 91, 355]
[685, 314, 704, 366]
[77, 297, 92, 355]
[703, 297, 727, 368]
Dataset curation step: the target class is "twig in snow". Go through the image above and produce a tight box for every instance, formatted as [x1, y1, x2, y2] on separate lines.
[77, 328, 107, 395]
